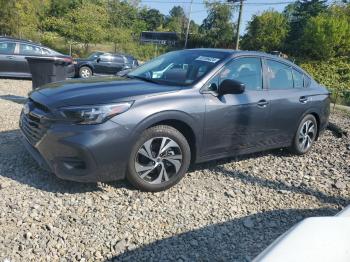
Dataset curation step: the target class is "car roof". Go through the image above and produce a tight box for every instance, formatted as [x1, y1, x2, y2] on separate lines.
[187, 48, 308, 76]
[0, 36, 41, 45]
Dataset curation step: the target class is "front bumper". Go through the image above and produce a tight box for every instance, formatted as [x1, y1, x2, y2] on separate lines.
[20, 112, 132, 182]
[66, 64, 75, 78]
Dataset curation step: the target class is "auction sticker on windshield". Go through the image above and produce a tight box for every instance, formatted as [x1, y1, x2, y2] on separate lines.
[195, 56, 220, 63]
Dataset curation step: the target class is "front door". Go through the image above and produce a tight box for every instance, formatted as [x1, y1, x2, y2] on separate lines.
[0, 41, 16, 75]
[202, 57, 270, 157]
[94, 54, 117, 75]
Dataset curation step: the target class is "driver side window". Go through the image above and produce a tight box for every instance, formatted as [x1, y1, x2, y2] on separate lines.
[219, 57, 263, 90]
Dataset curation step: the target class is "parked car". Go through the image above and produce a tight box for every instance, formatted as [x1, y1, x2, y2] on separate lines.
[20, 49, 330, 191]
[74, 51, 139, 78]
[254, 205, 350, 262]
[0, 36, 75, 78]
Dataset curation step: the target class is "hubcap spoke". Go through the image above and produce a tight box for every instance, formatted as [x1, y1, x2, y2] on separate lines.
[135, 162, 155, 173]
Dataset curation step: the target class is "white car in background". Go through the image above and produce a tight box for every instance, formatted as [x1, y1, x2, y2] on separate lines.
[254, 205, 350, 262]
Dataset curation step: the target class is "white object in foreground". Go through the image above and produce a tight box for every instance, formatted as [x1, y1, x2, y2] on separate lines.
[254, 205, 350, 262]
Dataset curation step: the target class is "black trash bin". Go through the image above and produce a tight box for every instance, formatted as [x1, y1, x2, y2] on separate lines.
[25, 56, 70, 89]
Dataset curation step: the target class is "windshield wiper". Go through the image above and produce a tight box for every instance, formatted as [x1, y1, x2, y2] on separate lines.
[126, 75, 159, 84]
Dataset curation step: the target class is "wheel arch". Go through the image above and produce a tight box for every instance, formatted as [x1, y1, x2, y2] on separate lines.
[131, 111, 202, 163]
[79, 63, 94, 74]
[299, 109, 321, 140]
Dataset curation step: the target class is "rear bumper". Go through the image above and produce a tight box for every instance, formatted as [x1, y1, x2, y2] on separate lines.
[20, 115, 133, 182]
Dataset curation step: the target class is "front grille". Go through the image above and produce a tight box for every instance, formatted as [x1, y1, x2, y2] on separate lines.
[20, 113, 48, 145]
[20, 99, 50, 145]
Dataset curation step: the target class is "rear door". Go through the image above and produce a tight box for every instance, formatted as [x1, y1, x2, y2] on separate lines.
[264, 58, 311, 146]
[111, 55, 125, 74]
[16, 43, 43, 76]
[0, 41, 16, 75]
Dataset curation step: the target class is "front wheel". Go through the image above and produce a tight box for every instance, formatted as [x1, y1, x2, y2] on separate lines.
[290, 114, 318, 155]
[79, 66, 92, 78]
[127, 125, 191, 192]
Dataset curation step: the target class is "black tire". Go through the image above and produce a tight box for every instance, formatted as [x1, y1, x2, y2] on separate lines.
[127, 125, 191, 192]
[79, 66, 92, 78]
[290, 114, 318, 155]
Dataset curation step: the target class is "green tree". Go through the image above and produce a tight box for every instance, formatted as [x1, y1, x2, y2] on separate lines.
[0, 0, 49, 40]
[165, 6, 187, 35]
[241, 10, 289, 52]
[56, 2, 109, 52]
[200, 2, 235, 48]
[285, 0, 328, 55]
[300, 8, 350, 59]
[139, 8, 164, 31]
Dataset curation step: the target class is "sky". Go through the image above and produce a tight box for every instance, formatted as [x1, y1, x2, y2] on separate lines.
[139, 0, 293, 34]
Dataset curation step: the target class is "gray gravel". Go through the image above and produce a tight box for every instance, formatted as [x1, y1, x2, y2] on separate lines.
[0, 79, 349, 262]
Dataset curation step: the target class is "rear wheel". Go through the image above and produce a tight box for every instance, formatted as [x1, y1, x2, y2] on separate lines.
[79, 66, 92, 78]
[290, 114, 318, 155]
[127, 125, 191, 192]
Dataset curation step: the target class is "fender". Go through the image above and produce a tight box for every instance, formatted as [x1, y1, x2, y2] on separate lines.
[130, 110, 204, 160]
[296, 106, 322, 139]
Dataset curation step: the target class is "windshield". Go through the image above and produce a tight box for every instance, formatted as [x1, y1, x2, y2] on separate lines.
[87, 52, 104, 60]
[128, 50, 230, 86]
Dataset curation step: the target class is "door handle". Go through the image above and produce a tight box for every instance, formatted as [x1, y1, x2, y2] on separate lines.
[257, 99, 269, 107]
[299, 96, 308, 103]
[6, 56, 15, 59]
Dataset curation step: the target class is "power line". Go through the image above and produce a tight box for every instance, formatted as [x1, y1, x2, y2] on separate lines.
[141, 0, 294, 5]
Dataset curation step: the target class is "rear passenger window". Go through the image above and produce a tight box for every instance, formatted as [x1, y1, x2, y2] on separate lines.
[0, 42, 16, 54]
[292, 68, 304, 88]
[19, 44, 42, 55]
[112, 55, 124, 63]
[266, 59, 293, 90]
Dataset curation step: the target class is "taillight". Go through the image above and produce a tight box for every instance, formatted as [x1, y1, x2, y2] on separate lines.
[62, 57, 73, 64]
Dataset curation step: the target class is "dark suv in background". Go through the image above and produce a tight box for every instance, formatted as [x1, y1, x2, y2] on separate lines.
[74, 52, 139, 78]
[0, 37, 75, 78]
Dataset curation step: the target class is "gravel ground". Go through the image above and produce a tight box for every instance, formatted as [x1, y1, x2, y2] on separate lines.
[0, 79, 349, 262]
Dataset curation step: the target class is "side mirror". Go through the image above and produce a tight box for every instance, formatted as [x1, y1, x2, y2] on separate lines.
[218, 79, 245, 95]
[96, 57, 101, 63]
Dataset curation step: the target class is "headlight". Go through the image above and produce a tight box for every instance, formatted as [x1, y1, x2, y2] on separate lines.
[59, 102, 133, 124]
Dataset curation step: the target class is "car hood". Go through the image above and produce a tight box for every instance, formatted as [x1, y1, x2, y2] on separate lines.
[30, 76, 181, 108]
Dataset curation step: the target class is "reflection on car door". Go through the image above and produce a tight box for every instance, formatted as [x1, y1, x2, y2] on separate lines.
[0, 41, 16, 75]
[202, 57, 271, 157]
[264, 58, 311, 146]
[94, 54, 113, 74]
[111, 55, 125, 74]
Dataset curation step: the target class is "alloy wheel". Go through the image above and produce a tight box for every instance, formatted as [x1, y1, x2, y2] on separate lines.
[298, 120, 316, 151]
[134, 137, 183, 184]
[80, 68, 91, 78]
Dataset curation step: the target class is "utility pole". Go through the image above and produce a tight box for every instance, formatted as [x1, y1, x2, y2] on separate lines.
[184, 0, 193, 49]
[228, 0, 245, 50]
